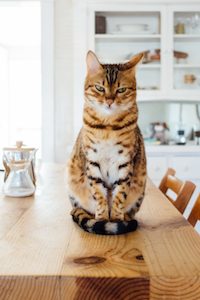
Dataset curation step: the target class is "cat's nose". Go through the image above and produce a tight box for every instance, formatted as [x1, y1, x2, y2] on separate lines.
[106, 99, 114, 107]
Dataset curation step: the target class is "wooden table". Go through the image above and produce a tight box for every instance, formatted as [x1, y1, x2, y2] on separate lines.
[0, 164, 200, 300]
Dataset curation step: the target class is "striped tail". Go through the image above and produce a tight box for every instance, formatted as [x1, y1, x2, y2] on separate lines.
[71, 208, 138, 235]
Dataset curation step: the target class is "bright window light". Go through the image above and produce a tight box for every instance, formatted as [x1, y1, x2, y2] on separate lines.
[0, 1, 41, 161]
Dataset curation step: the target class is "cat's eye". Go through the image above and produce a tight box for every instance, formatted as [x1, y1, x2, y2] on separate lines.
[95, 85, 105, 92]
[117, 87, 127, 93]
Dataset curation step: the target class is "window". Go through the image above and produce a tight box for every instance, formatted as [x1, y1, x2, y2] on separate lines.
[0, 1, 41, 162]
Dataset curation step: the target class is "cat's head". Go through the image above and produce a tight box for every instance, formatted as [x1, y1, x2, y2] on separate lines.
[84, 51, 143, 116]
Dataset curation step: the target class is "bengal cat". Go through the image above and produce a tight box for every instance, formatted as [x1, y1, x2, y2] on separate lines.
[67, 50, 147, 235]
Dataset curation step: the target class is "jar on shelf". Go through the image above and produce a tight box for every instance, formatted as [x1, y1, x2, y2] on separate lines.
[175, 19, 185, 34]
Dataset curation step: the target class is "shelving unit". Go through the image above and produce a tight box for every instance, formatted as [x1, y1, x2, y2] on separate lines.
[174, 34, 200, 39]
[173, 9, 200, 93]
[174, 64, 200, 68]
[73, 0, 200, 136]
[91, 8, 163, 99]
[86, 4, 200, 101]
[139, 64, 161, 68]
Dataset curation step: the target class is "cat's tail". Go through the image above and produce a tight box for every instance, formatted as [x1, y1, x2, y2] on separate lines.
[71, 208, 138, 235]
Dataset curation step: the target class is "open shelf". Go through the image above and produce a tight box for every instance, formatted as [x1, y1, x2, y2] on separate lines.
[174, 64, 200, 68]
[95, 34, 161, 42]
[139, 64, 161, 69]
[174, 34, 200, 41]
[89, 6, 200, 103]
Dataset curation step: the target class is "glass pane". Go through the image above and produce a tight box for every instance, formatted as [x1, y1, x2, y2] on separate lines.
[174, 12, 200, 35]
[173, 11, 200, 90]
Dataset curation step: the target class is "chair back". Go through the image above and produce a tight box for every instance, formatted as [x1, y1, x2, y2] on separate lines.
[188, 194, 200, 227]
[159, 168, 196, 214]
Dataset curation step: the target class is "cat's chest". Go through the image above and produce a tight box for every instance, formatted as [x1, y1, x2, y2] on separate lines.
[87, 140, 129, 184]
[95, 140, 118, 164]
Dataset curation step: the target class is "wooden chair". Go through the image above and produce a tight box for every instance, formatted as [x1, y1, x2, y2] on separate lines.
[159, 168, 196, 214]
[188, 194, 200, 227]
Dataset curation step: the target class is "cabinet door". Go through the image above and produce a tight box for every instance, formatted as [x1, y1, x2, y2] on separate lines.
[169, 5, 200, 101]
[169, 156, 200, 180]
[88, 4, 167, 101]
[147, 156, 168, 182]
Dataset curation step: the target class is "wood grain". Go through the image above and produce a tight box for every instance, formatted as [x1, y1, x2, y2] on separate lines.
[151, 276, 200, 300]
[0, 276, 59, 300]
[61, 277, 149, 300]
[0, 195, 34, 239]
[0, 165, 200, 299]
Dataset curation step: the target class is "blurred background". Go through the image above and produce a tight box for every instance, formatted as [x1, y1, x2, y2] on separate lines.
[0, 0, 200, 198]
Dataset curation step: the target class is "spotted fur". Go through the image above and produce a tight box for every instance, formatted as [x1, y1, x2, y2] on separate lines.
[67, 51, 147, 235]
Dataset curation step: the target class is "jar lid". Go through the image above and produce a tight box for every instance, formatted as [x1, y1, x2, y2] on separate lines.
[3, 141, 35, 152]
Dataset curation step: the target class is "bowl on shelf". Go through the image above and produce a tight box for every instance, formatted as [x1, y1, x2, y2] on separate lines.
[140, 49, 161, 64]
[184, 74, 197, 84]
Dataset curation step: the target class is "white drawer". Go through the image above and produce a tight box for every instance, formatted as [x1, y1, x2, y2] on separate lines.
[170, 157, 200, 180]
[147, 157, 168, 180]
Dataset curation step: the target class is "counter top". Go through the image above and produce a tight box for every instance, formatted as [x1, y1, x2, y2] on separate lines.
[145, 143, 200, 154]
[0, 164, 200, 299]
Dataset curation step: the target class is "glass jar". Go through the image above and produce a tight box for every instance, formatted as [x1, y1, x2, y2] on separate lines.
[3, 141, 37, 197]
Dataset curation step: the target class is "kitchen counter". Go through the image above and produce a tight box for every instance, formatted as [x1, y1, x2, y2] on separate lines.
[145, 143, 200, 155]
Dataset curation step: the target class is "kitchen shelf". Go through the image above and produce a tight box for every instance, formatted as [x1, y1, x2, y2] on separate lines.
[174, 64, 200, 68]
[95, 34, 161, 42]
[139, 64, 161, 68]
[174, 34, 200, 40]
[146, 144, 200, 154]
[82, 3, 200, 108]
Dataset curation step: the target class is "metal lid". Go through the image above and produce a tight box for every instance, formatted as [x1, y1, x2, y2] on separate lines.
[3, 141, 35, 152]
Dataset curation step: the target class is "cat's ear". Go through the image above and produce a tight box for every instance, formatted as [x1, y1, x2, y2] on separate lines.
[123, 52, 144, 70]
[86, 50, 102, 74]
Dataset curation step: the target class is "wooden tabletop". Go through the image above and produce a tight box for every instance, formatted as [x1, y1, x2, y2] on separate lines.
[0, 164, 200, 300]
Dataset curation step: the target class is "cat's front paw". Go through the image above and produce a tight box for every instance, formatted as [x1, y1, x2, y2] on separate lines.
[110, 209, 124, 221]
[71, 207, 93, 219]
[95, 208, 109, 220]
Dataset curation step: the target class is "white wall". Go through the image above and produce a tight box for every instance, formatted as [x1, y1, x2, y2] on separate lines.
[54, 0, 74, 163]
[0, 46, 9, 149]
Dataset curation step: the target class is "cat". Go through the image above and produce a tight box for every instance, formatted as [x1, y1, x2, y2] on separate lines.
[67, 50, 147, 235]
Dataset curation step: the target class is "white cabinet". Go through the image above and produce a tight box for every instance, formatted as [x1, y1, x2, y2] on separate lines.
[170, 156, 200, 180]
[147, 146, 200, 233]
[80, 1, 200, 101]
[169, 5, 200, 101]
[146, 146, 200, 186]
[147, 156, 168, 182]
[88, 4, 167, 101]
[73, 0, 200, 136]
